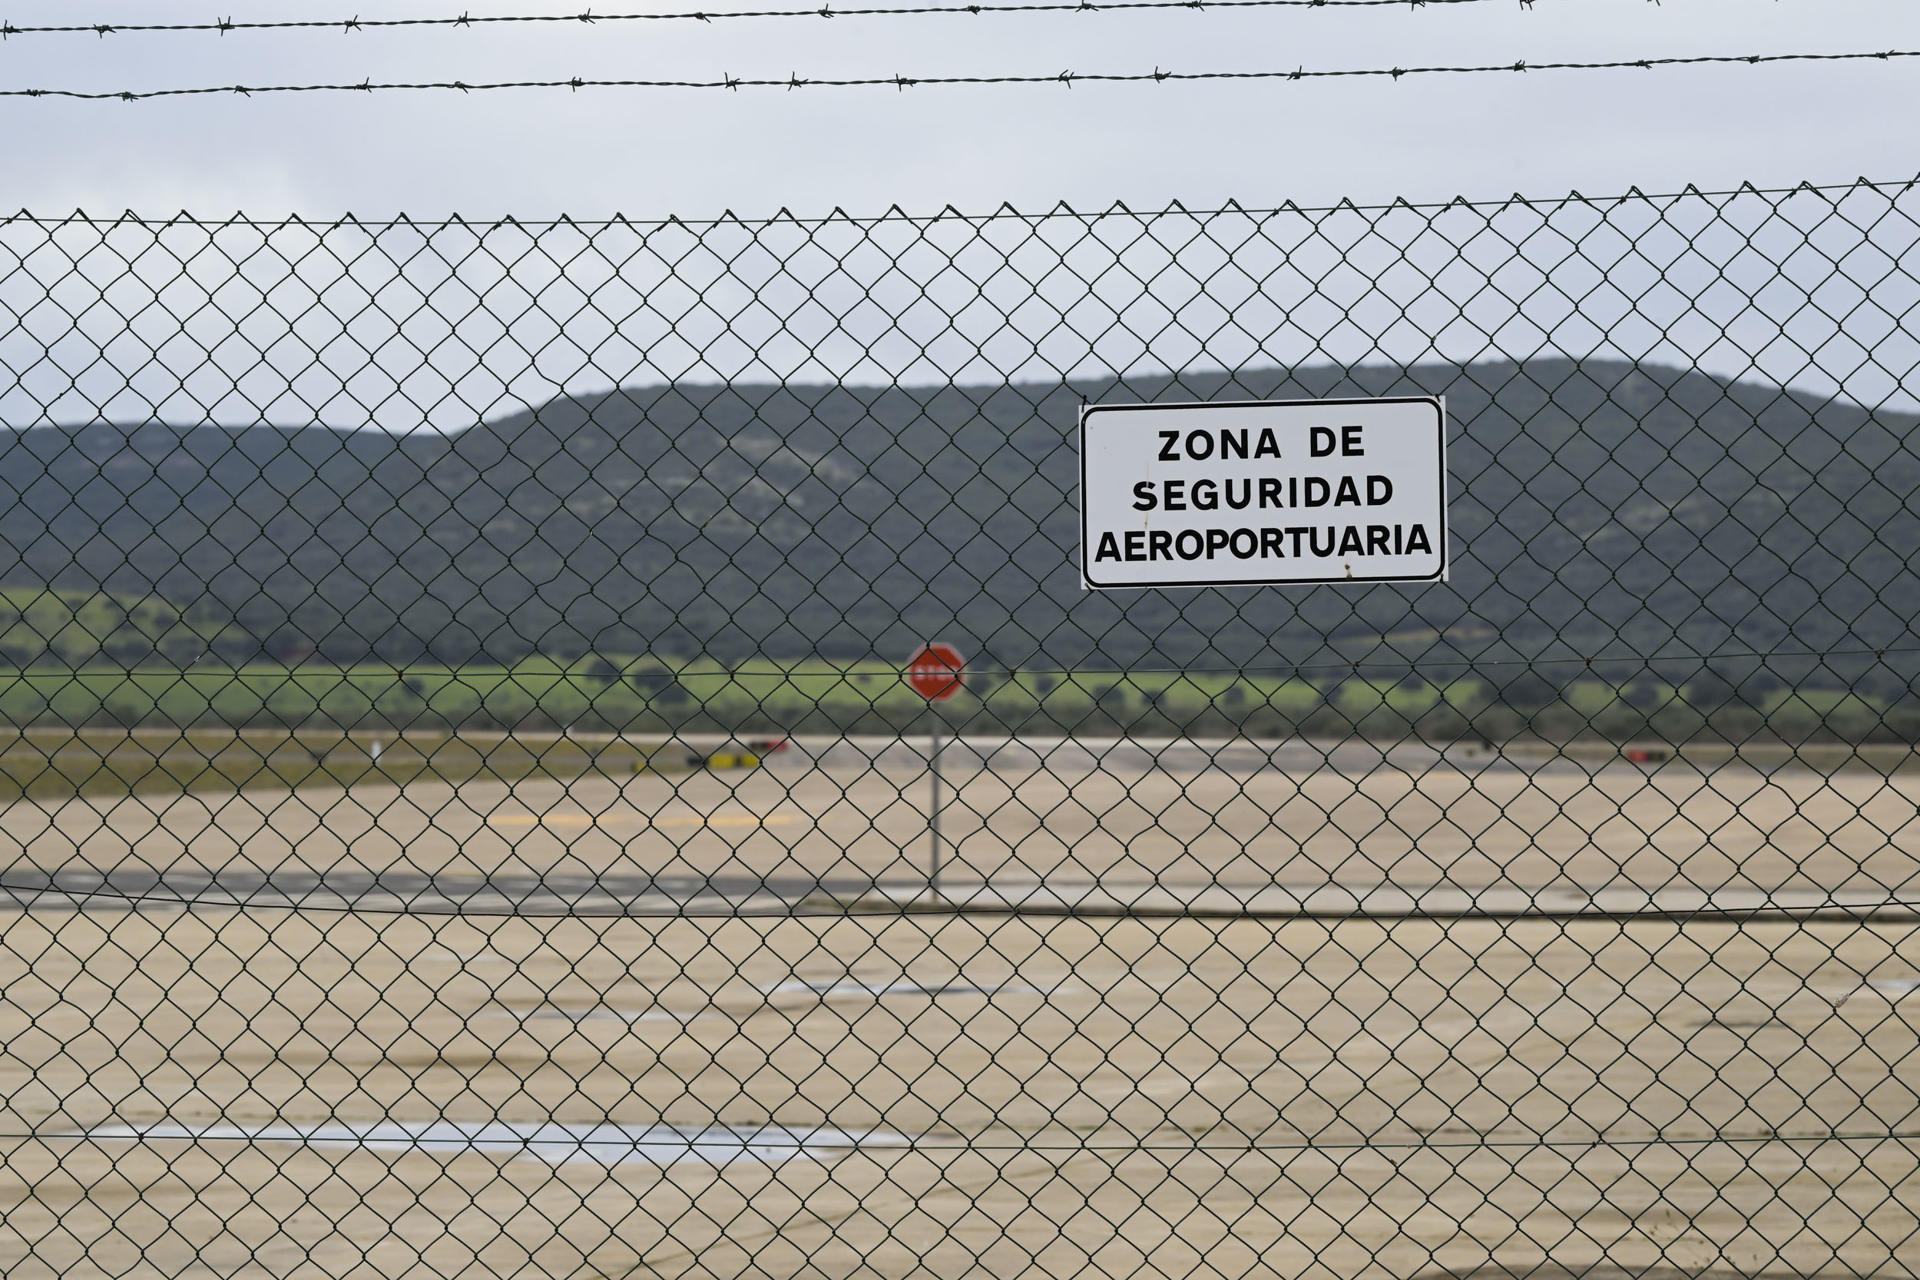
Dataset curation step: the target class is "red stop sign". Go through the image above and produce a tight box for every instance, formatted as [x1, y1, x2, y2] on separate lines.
[907, 643, 965, 701]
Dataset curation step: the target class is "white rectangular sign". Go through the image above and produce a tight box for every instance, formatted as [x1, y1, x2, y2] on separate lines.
[1080, 396, 1447, 588]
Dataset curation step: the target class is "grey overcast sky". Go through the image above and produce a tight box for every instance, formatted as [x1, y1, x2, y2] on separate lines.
[2, 0, 1917, 220]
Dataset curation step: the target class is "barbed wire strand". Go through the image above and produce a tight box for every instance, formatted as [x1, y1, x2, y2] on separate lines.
[0, 0, 1535, 40]
[5, 47, 1914, 102]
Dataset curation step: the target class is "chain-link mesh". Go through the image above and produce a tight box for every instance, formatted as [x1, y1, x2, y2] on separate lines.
[2, 181, 1919, 1279]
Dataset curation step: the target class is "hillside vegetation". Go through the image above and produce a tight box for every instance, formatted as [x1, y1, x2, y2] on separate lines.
[0, 587, 257, 668]
[0, 359, 1915, 737]
[0, 651, 1910, 746]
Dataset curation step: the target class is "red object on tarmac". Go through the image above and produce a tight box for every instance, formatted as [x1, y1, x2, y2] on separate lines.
[907, 643, 966, 701]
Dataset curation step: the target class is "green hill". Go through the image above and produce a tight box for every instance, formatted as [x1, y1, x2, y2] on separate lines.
[1, 359, 1915, 690]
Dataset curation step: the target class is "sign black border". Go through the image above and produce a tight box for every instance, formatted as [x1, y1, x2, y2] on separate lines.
[1078, 395, 1449, 589]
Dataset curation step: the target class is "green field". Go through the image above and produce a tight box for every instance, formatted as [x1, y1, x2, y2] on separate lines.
[1, 585, 1910, 744]
[0, 657, 1910, 746]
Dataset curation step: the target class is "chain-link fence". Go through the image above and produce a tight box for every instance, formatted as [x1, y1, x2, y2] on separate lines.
[1, 179, 1918, 1279]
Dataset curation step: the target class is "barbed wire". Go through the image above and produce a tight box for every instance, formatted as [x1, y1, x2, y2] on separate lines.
[0, 0, 1531, 40]
[6, 47, 1909, 102]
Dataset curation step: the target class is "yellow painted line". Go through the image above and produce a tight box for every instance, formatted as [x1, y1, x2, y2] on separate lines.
[487, 811, 798, 830]
[694, 813, 796, 829]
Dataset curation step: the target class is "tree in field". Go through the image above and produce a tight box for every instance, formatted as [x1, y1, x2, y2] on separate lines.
[1684, 671, 1737, 712]
[1500, 671, 1561, 715]
[630, 666, 692, 710]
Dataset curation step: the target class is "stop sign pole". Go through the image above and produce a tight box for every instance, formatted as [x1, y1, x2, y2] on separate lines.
[907, 644, 965, 899]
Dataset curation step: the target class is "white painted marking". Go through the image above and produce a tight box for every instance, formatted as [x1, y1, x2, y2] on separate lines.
[68, 1119, 907, 1167]
[766, 976, 1055, 999]
[494, 1003, 732, 1027]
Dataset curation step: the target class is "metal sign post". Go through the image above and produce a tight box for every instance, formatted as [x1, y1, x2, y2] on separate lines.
[906, 643, 965, 899]
[928, 719, 944, 896]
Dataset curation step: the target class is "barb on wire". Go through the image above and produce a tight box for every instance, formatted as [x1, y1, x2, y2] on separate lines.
[2, 46, 1910, 102]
